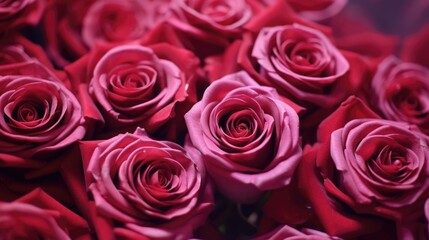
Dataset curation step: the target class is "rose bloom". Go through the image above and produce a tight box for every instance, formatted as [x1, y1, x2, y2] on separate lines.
[371, 56, 429, 134]
[43, 0, 174, 66]
[66, 43, 198, 141]
[168, 0, 266, 57]
[206, 22, 361, 138]
[0, 189, 90, 240]
[284, 97, 429, 238]
[185, 71, 301, 203]
[0, 73, 85, 160]
[0, 0, 45, 31]
[252, 23, 349, 108]
[83, 128, 213, 240]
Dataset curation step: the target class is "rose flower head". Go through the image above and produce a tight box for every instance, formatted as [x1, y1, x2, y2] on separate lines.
[371, 56, 429, 135]
[83, 128, 213, 240]
[185, 71, 302, 203]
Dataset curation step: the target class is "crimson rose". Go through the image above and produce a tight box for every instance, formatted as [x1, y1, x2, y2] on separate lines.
[82, 128, 213, 239]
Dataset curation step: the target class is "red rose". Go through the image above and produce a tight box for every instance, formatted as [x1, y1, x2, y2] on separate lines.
[0, 0, 45, 32]
[293, 97, 428, 238]
[251, 24, 349, 107]
[43, 0, 173, 66]
[0, 189, 90, 240]
[185, 71, 302, 203]
[168, 0, 265, 58]
[81, 128, 213, 240]
[0, 74, 85, 160]
[371, 56, 429, 134]
[66, 42, 199, 141]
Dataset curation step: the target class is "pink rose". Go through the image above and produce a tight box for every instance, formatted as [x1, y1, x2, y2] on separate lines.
[371, 56, 429, 134]
[252, 24, 349, 108]
[0, 74, 85, 160]
[185, 71, 301, 203]
[66, 43, 199, 141]
[0, 189, 90, 240]
[330, 120, 428, 213]
[82, 128, 213, 240]
[296, 97, 428, 238]
[0, 0, 45, 32]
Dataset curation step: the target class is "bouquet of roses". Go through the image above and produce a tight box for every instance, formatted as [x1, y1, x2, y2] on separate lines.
[0, 0, 428, 239]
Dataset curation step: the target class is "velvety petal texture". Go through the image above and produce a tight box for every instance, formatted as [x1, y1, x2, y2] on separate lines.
[252, 23, 349, 107]
[185, 71, 301, 202]
[84, 128, 213, 240]
[371, 56, 429, 134]
[90, 44, 182, 128]
[0, 75, 85, 159]
[0, 0, 45, 31]
[330, 118, 429, 210]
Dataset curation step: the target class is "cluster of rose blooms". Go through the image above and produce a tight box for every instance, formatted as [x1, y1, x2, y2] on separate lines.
[1, 0, 429, 239]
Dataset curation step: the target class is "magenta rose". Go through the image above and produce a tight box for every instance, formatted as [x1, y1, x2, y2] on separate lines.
[252, 23, 349, 108]
[0, 189, 90, 240]
[371, 56, 429, 134]
[66, 43, 198, 141]
[291, 97, 429, 238]
[0, 74, 84, 160]
[90, 44, 182, 128]
[82, 128, 213, 239]
[185, 71, 301, 203]
[330, 119, 429, 213]
[0, 0, 45, 32]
